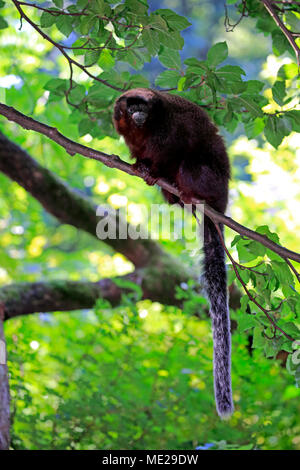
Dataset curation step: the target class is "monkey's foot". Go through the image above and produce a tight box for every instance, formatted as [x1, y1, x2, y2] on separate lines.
[143, 174, 158, 186]
[178, 191, 193, 205]
[133, 163, 158, 186]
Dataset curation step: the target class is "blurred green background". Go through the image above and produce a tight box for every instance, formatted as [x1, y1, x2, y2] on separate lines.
[0, 0, 299, 450]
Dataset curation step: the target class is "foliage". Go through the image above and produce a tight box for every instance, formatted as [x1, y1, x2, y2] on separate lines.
[5, 296, 300, 450]
[0, 0, 299, 146]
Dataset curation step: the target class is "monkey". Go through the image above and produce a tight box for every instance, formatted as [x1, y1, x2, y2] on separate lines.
[113, 88, 233, 419]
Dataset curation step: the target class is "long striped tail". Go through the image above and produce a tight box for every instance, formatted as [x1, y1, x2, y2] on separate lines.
[203, 217, 233, 418]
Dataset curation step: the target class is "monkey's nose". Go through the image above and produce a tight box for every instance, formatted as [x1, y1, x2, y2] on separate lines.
[132, 111, 147, 127]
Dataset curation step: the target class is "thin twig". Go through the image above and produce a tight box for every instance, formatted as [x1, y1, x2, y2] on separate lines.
[224, 0, 249, 32]
[213, 222, 294, 341]
[261, 0, 300, 68]
[12, 0, 126, 93]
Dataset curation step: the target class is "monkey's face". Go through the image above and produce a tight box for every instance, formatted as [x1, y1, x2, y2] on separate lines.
[114, 96, 149, 133]
[113, 88, 160, 136]
[126, 101, 149, 127]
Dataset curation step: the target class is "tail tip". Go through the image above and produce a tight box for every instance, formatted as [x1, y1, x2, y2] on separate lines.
[217, 404, 234, 420]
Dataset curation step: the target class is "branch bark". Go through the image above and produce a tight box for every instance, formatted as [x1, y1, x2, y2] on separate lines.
[261, 0, 300, 67]
[0, 265, 191, 321]
[0, 102, 299, 264]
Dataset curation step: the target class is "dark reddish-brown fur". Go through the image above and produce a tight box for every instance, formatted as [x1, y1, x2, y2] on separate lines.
[113, 88, 230, 213]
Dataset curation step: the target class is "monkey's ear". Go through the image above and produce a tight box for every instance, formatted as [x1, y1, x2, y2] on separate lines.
[113, 97, 127, 121]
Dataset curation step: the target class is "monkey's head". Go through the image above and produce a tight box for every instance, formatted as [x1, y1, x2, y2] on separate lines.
[113, 88, 162, 136]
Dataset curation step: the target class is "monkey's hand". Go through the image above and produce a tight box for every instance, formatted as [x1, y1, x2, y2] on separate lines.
[132, 161, 158, 186]
[178, 191, 194, 205]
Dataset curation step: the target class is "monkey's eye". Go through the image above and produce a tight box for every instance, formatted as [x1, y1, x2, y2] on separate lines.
[127, 104, 138, 115]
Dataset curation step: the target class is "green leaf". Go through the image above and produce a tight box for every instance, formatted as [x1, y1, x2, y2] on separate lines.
[272, 261, 294, 288]
[184, 58, 208, 69]
[272, 81, 286, 106]
[252, 326, 266, 349]
[224, 117, 238, 133]
[56, 15, 73, 37]
[264, 336, 284, 358]
[245, 80, 265, 94]
[158, 47, 181, 69]
[0, 16, 8, 29]
[80, 15, 95, 35]
[256, 17, 277, 33]
[148, 14, 168, 33]
[120, 49, 144, 70]
[177, 76, 186, 91]
[264, 115, 281, 148]
[156, 9, 191, 31]
[129, 74, 150, 89]
[40, 11, 57, 28]
[255, 225, 280, 244]
[155, 70, 180, 88]
[68, 84, 86, 105]
[142, 29, 160, 56]
[98, 49, 115, 70]
[93, 0, 106, 14]
[277, 63, 298, 80]
[77, 0, 89, 8]
[234, 95, 263, 117]
[248, 240, 266, 257]
[281, 340, 294, 353]
[264, 115, 291, 148]
[71, 38, 89, 56]
[158, 30, 184, 50]
[213, 73, 247, 94]
[237, 243, 257, 263]
[84, 50, 101, 66]
[285, 11, 300, 32]
[53, 0, 63, 8]
[272, 30, 291, 56]
[281, 322, 300, 339]
[237, 312, 256, 333]
[244, 117, 265, 139]
[44, 78, 67, 95]
[215, 65, 246, 78]
[78, 118, 94, 136]
[125, 0, 148, 15]
[207, 42, 228, 67]
[286, 110, 300, 132]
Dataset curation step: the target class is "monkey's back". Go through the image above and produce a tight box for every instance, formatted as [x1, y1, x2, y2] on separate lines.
[154, 90, 230, 181]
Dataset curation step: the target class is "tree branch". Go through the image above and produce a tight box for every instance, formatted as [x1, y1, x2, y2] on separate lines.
[261, 0, 300, 67]
[11, 0, 129, 93]
[0, 102, 299, 265]
[0, 279, 121, 320]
